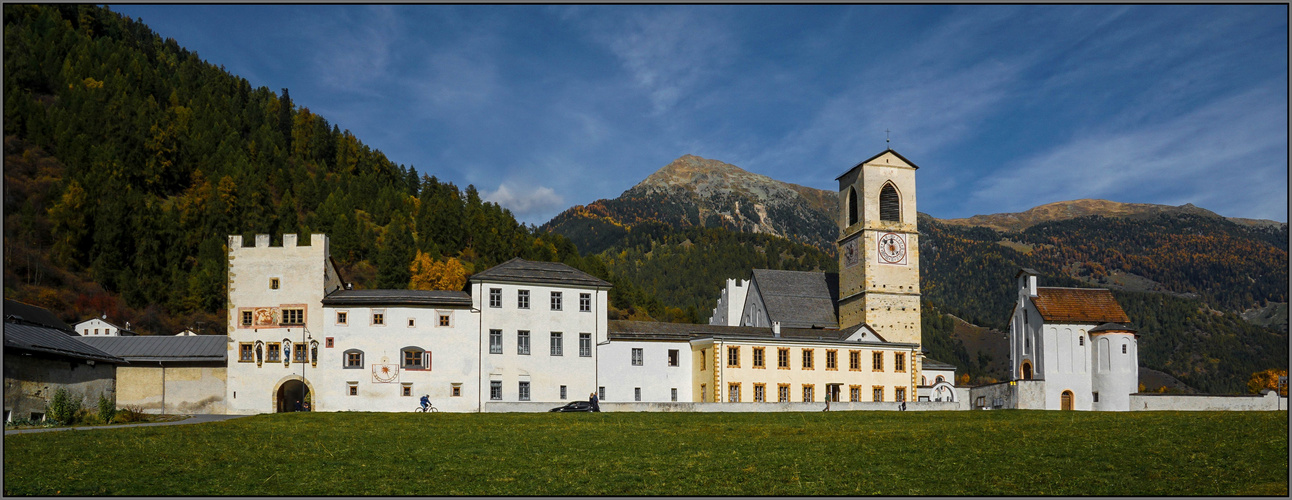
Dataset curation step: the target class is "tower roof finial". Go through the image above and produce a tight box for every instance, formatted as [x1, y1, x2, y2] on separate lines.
[885, 128, 891, 150]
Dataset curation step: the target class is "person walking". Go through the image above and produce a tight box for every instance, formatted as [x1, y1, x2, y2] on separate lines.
[589, 392, 600, 412]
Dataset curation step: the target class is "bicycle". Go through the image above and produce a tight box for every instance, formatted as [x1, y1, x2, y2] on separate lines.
[415, 402, 439, 413]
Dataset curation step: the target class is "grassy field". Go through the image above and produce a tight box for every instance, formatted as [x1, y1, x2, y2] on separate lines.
[3, 410, 1286, 496]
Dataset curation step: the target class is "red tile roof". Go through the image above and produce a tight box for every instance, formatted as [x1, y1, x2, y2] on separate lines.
[1030, 287, 1130, 324]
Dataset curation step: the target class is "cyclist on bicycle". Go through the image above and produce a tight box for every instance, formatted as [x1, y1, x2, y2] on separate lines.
[419, 394, 430, 411]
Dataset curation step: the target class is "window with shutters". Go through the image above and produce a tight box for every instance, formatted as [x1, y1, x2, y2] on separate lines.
[879, 183, 900, 222]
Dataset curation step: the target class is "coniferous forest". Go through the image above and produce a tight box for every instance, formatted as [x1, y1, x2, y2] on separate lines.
[4, 5, 1285, 394]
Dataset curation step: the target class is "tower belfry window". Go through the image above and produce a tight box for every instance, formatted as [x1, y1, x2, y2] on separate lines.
[879, 183, 900, 222]
[847, 187, 858, 226]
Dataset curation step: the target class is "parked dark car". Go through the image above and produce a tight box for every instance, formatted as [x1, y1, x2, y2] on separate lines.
[550, 401, 595, 412]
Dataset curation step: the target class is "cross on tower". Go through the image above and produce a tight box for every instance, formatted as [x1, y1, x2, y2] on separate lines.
[885, 129, 891, 149]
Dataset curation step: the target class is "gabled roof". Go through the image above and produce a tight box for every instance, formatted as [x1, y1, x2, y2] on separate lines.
[4, 322, 126, 364]
[1031, 287, 1130, 324]
[750, 269, 839, 329]
[4, 299, 73, 332]
[322, 289, 472, 307]
[78, 335, 228, 363]
[922, 358, 958, 371]
[835, 148, 920, 181]
[72, 317, 139, 335]
[469, 258, 612, 288]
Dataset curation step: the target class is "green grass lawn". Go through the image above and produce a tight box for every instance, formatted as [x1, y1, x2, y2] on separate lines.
[3, 410, 1286, 496]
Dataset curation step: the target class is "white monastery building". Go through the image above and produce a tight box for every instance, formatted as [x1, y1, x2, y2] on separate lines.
[74, 317, 137, 337]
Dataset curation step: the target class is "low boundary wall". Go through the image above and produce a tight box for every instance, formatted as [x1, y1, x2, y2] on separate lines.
[1130, 391, 1285, 411]
[482, 400, 965, 413]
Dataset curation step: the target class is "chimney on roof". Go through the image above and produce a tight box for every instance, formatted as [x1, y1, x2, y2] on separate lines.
[772, 321, 781, 338]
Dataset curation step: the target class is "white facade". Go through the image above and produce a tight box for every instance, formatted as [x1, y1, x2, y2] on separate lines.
[473, 279, 609, 407]
[1091, 331, 1138, 411]
[75, 318, 131, 336]
[597, 339, 692, 402]
[708, 279, 749, 326]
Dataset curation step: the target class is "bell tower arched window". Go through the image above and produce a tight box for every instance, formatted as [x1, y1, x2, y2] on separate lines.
[879, 183, 900, 222]
[847, 188, 858, 226]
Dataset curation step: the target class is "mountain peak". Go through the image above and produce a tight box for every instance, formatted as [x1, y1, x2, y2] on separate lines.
[938, 199, 1228, 233]
[632, 155, 771, 197]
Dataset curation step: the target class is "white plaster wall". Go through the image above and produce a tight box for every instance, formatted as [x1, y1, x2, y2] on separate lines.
[1042, 323, 1092, 411]
[709, 279, 749, 326]
[75, 319, 121, 336]
[474, 281, 607, 406]
[1129, 391, 1284, 411]
[598, 339, 692, 402]
[225, 233, 335, 415]
[1092, 332, 1137, 411]
[316, 304, 479, 413]
[481, 401, 964, 413]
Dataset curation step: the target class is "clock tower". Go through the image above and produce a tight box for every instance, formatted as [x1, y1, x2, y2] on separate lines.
[836, 149, 921, 346]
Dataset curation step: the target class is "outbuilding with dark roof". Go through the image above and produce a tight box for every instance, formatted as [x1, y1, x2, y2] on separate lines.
[4, 301, 124, 422]
[79, 335, 229, 414]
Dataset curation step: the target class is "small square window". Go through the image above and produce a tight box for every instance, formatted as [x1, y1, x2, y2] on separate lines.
[270, 278, 280, 290]
[239, 343, 255, 362]
[439, 314, 450, 327]
[402, 385, 412, 397]
[452, 385, 462, 397]
[349, 384, 358, 396]
[241, 311, 253, 326]
[325, 337, 334, 348]
[408, 318, 416, 328]
[337, 311, 348, 325]
[373, 311, 385, 325]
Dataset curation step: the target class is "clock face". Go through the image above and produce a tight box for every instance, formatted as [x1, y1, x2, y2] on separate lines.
[878, 232, 907, 264]
[842, 236, 860, 268]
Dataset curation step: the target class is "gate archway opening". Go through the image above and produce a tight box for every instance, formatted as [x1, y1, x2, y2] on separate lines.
[276, 379, 312, 412]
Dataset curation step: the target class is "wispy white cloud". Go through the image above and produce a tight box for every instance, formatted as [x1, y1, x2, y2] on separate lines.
[967, 83, 1288, 221]
[483, 182, 566, 223]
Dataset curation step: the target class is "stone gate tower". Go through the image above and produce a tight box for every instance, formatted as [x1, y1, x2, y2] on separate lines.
[835, 149, 921, 345]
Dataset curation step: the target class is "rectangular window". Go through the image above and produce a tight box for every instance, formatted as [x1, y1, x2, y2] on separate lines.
[778, 348, 790, 369]
[550, 291, 562, 311]
[579, 333, 592, 357]
[753, 347, 765, 368]
[373, 310, 385, 326]
[281, 308, 304, 325]
[826, 350, 838, 370]
[294, 344, 307, 362]
[895, 353, 906, 372]
[778, 384, 790, 402]
[895, 387, 906, 402]
[403, 349, 423, 368]
[850, 385, 861, 402]
[1093, 392, 1099, 402]
[849, 350, 861, 370]
[438, 314, 450, 327]
[517, 290, 530, 309]
[667, 349, 679, 367]
[325, 337, 334, 348]
[348, 384, 358, 396]
[873, 352, 884, 371]
[402, 385, 412, 397]
[490, 381, 502, 400]
[408, 318, 416, 328]
[271, 278, 280, 290]
[560, 385, 567, 400]
[728, 383, 741, 403]
[598, 386, 605, 401]
[489, 330, 503, 354]
[873, 386, 884, 402]
[802, 385, 814, 402]
[727, 346, 740, 368]
[550, 332, 563, 356]
[701, 350, 706, 370]
[239, 343, 254, 362]
[1122, 344, 1127, 354]
[754, 383, 766, 402]
[579, 293, 591, 312]
[517, 331, 530, 355]
[242, 311, 253, 326]
[518, 382, 530, 401]
[489, 288, 502, 308]
[631, 348, 643, 366]
[802, 349, 814, 370]
[452, 385, 462, 397]
[671, 388, 678, 402]
[346, 351, 362, 367]
[336, 311, 347, 325]
[267, 344, 281, 362]
[700, 384, 707, 402]
[635, 387, 642, 401]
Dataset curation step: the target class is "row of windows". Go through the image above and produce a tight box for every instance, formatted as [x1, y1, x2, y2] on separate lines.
[345, 383, 464, 398]
[342, 348, 432, 370]
[629, 348, 681, 367]
[704, 383, 909, 403]
[335, 310, 452, 328]
[238, 342, 314, 364]
[488, 289, 593, 312]
[240, 308, 307, 327]
[705, 347, 909, 372]
[488, 330, 592, 357]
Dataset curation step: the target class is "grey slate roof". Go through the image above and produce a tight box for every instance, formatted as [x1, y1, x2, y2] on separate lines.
[4, 322, 126, 364]
[469, 258, 612, 288]
[4, 299, 73, 332]
[78, 335, 228, 363]
[322, 289, 472, 307]
[921, 358, 958, 371]
[608, 320, 912, 347]
[750, 269, 839, 329]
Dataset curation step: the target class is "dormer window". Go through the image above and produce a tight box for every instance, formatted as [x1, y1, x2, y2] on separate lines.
[879, 183, 900, 222]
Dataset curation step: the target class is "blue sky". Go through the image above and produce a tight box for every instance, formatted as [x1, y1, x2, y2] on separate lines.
[110, 4, 1288, 224]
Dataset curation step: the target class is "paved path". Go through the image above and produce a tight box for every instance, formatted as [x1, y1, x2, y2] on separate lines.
[5, 414, 251, 436]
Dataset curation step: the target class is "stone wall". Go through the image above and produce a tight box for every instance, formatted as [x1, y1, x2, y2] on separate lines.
[1129, 391, 1285, 411]
[3, 353, 116, 421]
[116, 364, 226, 414]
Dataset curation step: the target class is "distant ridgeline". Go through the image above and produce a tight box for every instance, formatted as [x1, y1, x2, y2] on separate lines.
[2, 5, 667, 337]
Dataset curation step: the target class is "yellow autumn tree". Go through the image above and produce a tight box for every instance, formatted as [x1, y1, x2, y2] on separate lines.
[1247, 368, 1288, 396]
[408, 251, 467, 291]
